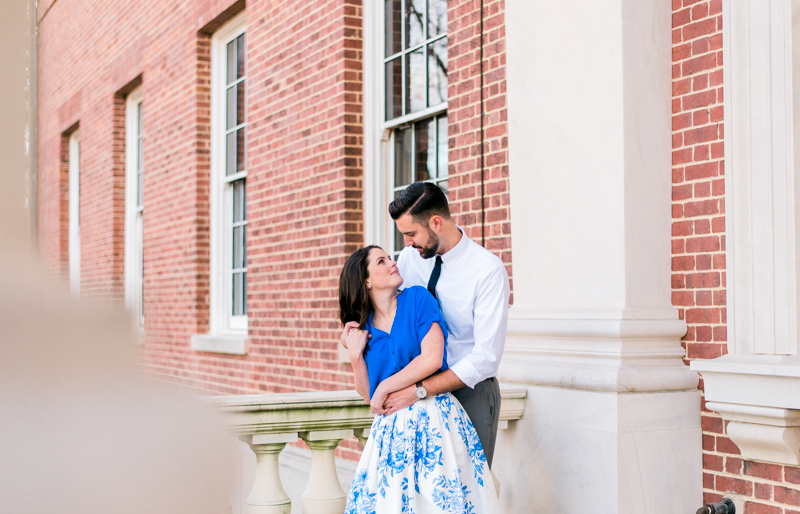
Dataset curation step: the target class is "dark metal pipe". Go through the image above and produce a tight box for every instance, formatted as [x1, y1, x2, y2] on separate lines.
[696, 498, 735, 514]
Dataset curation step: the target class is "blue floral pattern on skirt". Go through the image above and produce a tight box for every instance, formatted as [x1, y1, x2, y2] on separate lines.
[345, 393, 499, 513]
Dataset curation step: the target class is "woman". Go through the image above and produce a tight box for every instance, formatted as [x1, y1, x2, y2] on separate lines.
[339, 245, 500, 514]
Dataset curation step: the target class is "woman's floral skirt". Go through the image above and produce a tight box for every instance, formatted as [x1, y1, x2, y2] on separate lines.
[345, 392, 500, 514]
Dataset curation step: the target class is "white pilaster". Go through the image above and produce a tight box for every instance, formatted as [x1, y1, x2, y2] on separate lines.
[690, 0, 800, 466]
[499, 0, 701, 511]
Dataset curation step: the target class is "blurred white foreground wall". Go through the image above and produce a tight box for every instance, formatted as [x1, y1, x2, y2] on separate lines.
[0, 2, 236, 513]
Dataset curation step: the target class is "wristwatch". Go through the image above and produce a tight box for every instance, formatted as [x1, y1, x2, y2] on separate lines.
[414, 381, 427, 400]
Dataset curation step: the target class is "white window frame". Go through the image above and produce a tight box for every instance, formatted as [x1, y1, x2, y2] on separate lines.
[363, 1, 448, 258]
[68, 129, 80, 296]
[209, 12, 247, 336]
[124, 87, 144, 335]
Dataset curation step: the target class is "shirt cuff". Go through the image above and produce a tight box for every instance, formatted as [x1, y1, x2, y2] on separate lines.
[449, 359, 483, 389]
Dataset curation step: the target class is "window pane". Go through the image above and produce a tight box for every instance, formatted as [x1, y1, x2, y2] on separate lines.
[237, 81, 245, 126]
[428, 38, 447, 106]
[137, 101, 143, 135]
[406, 0, 425, 49]
[236, 128, 246, 173]
[393, 189, 405, 255]
[137, 172, 144, 208]
[232, 272, 242, 316]
[385, 0, 402, 57]
[437, 114, 448, 178]
[226, 131, 236, 175]
[415, 118, 435, 182]
[406, 48, 426, 114]
[385, 57, 403, 120]
[236, 33, 246, 79]
[226, 85, 237, 129]
[233, 180, 245, 222]
[227, 40, 236, 85]
[394, 126, 413, 187]
[233, 226, 243, 269]
[394, 224, 405, 256]
[428, 0, 447, 37]
[242, 271, 246, 315]
[137, 138, 144, 172]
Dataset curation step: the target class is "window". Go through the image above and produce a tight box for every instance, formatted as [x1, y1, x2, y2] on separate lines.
[210, 13, 247, 334]
[68, 130, 80, 296]
[383, 0, 448, 258]
[125, 87, 144, 331]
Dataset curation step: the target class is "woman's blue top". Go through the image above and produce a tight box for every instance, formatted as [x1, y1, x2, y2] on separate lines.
[363, 285, 448, 399]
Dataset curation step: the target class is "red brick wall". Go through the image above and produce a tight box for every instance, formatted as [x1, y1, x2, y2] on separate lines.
[447, 0, 512, 289]
[671, 0, 800, 511]
[236, 0, 365, 394]
[36, 0, 511, 463]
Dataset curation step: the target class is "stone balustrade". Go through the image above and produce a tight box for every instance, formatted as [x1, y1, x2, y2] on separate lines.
[211, 385, 527, 514]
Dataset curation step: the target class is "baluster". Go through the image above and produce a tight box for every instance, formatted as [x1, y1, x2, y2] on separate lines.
[354, 427, 370, 446]
[299, 429, 354, 514]
[244, 433, 298, 514]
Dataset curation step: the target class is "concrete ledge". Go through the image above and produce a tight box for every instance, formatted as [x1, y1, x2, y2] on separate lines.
[211, 385, 527, 436]
[191, 333, 248, 355]
[693, 355, 800, 464]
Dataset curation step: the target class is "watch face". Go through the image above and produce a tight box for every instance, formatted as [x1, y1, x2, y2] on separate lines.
[415, 386, 427, 399]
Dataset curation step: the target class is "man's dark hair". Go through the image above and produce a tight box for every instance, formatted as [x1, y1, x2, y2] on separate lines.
[388, 182, 451, 223]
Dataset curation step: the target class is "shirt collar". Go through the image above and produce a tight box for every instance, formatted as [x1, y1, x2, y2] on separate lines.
[439, 226, 470, 269]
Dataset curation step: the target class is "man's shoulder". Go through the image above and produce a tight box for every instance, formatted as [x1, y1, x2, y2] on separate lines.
[463, 238, 506, 273]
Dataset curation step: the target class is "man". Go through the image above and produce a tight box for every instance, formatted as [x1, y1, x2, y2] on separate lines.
[341, 182, 510, 466]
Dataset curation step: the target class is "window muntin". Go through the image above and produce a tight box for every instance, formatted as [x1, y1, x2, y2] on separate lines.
[384, 0, 448, 121]
[125, 88, 144, 331]
[384, 0, 448, 258]
[68, 130, 81, 296]
[210, 13, 247, 333]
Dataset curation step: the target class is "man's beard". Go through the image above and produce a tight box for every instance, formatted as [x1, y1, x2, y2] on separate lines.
[414, 228, 440, 259]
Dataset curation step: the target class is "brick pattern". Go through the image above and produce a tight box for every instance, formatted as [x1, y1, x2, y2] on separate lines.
[671, 1, 800, 512]
[447, 0, 512, 289]
[35, 0, 510, 464]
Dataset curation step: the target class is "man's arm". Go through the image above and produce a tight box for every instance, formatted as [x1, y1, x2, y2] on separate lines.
[446, 264, 509, 388]
[381, 369, 465, 415]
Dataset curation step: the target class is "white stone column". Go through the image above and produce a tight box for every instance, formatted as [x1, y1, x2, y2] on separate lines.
[299, 429, 353, 514]
[690, 0, 800, 466]
[243, 433, 297, 514]
[497, 0, 702, 512]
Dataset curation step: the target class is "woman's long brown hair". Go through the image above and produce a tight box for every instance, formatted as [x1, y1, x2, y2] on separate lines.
[338, 245, 381, 329]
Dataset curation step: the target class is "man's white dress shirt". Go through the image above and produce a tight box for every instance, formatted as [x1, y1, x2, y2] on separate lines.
[396, 229, 510, 389]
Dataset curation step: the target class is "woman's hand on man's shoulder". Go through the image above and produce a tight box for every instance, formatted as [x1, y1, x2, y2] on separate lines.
[345, 325, 370, 359]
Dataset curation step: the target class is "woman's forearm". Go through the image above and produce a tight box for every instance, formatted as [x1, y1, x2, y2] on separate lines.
[375, 352, 441, 396]
[350, 354, 371, 402]
[375, 322, 445, 396]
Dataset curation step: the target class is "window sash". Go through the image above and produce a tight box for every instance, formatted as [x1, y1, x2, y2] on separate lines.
[210, 12, 248, 334]
[125, 88, 144, 332]
[68, 130, 81, 296]
[383, 0, 448, 121]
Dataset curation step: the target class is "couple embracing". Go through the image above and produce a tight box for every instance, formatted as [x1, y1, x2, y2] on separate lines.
[338, 182, 510, 513]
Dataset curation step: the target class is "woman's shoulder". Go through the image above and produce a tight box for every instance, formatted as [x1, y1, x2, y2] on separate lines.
[399, 286, 439, 312]
[400, 285, 435, 302]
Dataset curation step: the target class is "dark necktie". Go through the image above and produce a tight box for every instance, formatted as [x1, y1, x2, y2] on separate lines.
[427, 255, 443, 299]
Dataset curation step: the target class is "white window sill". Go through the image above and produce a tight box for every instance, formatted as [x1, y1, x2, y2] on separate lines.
[191, 333, 248, 355]
[691, 354, 800, 465]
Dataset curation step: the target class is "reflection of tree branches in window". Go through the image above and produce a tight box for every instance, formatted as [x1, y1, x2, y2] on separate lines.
[431, 43, 447, 79]
[408, 1, 424, 37]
